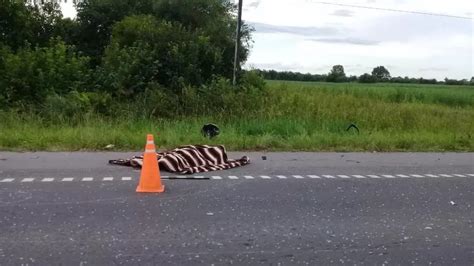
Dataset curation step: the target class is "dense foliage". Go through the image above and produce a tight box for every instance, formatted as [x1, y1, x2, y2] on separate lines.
[0, 0, 262, 117]
[0, 39, 90, 107]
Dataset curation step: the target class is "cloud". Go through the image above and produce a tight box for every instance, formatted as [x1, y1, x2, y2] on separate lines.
[331, 9, 354, 17]
[247, 0, 261, 9]
[419, 67, 449, 72]
[249, 22, 342, 36]
[306, 37, 380, 45]
[247, 62, 306, 71]
[244, 0, 473, 80]
[356, 13, 472, 42]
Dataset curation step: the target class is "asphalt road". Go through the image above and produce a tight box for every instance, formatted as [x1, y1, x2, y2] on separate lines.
[0, 152, 473, 265]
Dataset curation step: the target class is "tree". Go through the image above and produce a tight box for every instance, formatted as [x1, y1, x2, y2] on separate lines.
[0, 0, 37, 49]
[347, 75, 358, 82]
[358, 73, 376, 83]
[98, 15, 225, 95]
[0, 0, 70, 51]
[372, 66, 391, 81]
[73, 0, 252, 73]
[0, 39, 90, 106]
[444, 78, 465, 85]
[418, 78, 437, 84]
[327, 65, 346, 82]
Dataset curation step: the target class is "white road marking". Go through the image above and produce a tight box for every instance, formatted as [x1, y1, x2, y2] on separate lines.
[396, 174, 410, 178]
[293, 175, 305, 179]
[368, 175, 381, 179]
[439, 174, 452, 177]
[2, 172, 470, 184]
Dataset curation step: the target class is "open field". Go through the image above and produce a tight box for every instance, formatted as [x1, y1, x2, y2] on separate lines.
[1, 81, 473, 151]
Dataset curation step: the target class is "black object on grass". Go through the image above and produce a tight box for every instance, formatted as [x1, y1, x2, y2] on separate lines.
[202, 124, 220, 139]
[346, 123, 360, 134]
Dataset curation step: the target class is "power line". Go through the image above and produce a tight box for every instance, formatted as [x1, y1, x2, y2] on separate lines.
[308, 1, 472, 20]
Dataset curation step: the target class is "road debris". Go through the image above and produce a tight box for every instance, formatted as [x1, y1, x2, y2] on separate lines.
[202, 124, 220, 139]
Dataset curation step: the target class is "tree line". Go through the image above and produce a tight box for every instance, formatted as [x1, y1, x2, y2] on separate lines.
[255, 65, 474, 86]
[0, 0, 265, 119]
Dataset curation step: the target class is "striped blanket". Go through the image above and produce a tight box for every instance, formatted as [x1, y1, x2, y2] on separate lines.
[109, 145, 250, 174]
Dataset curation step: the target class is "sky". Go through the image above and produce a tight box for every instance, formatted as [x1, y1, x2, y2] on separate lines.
[61, 0, 473, 80]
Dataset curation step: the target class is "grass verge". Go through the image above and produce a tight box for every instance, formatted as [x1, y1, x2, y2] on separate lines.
[1, 81, 473, 151]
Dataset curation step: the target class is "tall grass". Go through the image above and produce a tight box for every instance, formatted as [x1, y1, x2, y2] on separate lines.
[1, 82, 473, 151]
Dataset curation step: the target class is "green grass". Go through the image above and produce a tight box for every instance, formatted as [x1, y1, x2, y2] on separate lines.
[1, 81, 473, 151]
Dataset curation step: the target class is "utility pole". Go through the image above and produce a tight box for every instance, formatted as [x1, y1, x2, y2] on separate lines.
[232, 0, 243, 86]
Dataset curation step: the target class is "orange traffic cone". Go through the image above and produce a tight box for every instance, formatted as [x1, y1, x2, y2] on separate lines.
[136, 134, 165, 193]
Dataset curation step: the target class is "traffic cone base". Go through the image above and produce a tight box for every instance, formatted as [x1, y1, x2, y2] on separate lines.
[136, 185, 165, 193]
[136, 134, 165, 193]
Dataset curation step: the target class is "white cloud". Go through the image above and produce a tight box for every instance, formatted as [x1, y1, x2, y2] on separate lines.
[306, 37, 379, 45]
[249, 22, 342, 36]
[331, 9, 355, 17]
[243, 0, 474, 79]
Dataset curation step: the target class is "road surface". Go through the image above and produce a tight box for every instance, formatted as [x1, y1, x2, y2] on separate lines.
[0, 152, 473, 265]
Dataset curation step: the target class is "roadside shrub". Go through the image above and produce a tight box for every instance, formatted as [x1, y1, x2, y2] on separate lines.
[41, 91, 111, 123]
[123, 83, 180, 119]
[197, 76, 268, 117]
[98, 15, 223, 96]
[240, 70, 266, 92]
[116, 75, 268, 119]
[0, 39, 90, 108]
[97, 42, 159, 97]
